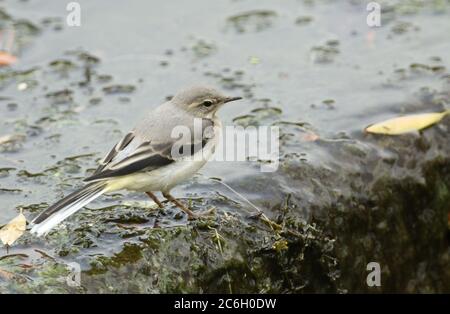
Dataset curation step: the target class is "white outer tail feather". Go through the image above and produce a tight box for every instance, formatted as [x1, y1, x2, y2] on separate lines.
[30, 187, 106, 236]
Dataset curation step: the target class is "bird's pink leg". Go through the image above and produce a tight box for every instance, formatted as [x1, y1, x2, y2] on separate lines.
[162, 192, 197, 220]
[145, 191, 164, 208]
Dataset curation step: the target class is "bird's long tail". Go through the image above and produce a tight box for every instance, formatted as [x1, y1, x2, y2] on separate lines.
[30, 181, 108, 236]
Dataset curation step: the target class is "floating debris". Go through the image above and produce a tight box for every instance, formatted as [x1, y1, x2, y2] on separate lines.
[295, 16, 313, 26]
[67, 50, 100, 65]
[0, 188, 22, 194]
[89, 97, 102, 105]
[310, 40, 340, 64]
[322, 99, 336, 110]
[390, 21, 420, 35]
[365, 110, 450, 135]
[226, 10, 277, 33]
[203, 68, 255, 98]
[96, 74, 113, 83]
[48, 59, 76, 75]
[17, 203, 48, 214]
[409, 63, 446, 75]
[233, 107, 282, 127]
[45, 89, 74, 105]
[40, 17, 64, 31]
[191, 39, 216, 59]
[102, 84, 136, 95]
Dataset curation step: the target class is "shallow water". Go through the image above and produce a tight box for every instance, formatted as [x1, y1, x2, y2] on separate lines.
[0, 0, 449, 292]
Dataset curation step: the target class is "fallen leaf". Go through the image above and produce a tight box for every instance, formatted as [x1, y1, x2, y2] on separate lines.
[0, 209, 27, 247]
[0, 51, 17, 66]
[365, 110, 450, 135]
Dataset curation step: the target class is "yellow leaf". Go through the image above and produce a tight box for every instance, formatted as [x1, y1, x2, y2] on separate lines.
[365, 110, 450, 135]
[0, 209, 27, 246]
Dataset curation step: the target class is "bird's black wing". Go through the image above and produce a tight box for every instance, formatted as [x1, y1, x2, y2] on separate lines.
[84, 119, 214, 182]
[91, 131, 135, 176]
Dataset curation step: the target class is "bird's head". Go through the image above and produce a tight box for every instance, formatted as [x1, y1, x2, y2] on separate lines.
[171, 86, 242, 118]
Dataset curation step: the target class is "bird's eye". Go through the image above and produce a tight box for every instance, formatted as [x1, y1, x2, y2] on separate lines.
[202, 100, 214, 107]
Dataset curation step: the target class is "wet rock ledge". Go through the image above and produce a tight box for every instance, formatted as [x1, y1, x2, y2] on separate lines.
[78, 107, 450, 293]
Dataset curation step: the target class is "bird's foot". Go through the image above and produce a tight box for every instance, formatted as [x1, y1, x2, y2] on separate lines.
[162, 192, 217, 220]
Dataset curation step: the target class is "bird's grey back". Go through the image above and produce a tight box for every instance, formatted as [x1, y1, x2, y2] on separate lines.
[134, 100, 196, 143]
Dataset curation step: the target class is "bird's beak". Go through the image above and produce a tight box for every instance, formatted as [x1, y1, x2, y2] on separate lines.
[224, 96, 243, 103]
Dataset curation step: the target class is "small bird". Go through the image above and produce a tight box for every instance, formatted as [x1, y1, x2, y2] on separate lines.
[30, 86, 242, 236]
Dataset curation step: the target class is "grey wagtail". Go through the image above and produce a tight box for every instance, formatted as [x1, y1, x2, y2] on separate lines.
[30, 86, 242, 236]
